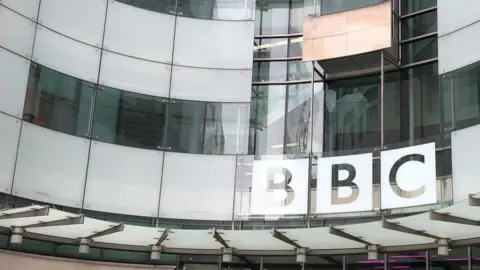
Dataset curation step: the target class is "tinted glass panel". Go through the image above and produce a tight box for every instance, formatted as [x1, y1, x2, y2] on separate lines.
[401, 37, 437, 64]
[289, 0, 305, 33]
[249, 85, 287, 154]
[166, 100, 249, 154]
[92, 86, 166, 150]
[324, 75, 381, 153]
[252, 61, 288, 82]
[320, 0, 386, 15]
[401, 10, 437, 40]
[255, 0, 289, 35]
[401, 0, 436, 15]
[288, 60, 320, 81]
[254, 38, 289, 59]
[288, 37, 303, 57]
[23, 63, 92, 137]
[285, 83, 312, 156]
[116, 0, 176, 14]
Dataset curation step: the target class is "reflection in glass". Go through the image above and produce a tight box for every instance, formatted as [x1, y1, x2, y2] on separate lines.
[23, 64, 92, 137]
[249, 85, 287, 155]
[401, 0, 436, 15]
[401, 10, 437, 40]
[441, 61, 480, 130]
[166, 100, 249, 154]
[92, 87, 166, 150]
[288, 37, 304, 58]
[255, 0, 289, 35]
[324, 75, 381, 153]
[289, 0, 306, 33]
[253, 61, 288, 82]
[285, 84, 312, 155]
[401, 37, 437, 65]
[117, 0, 254, 20]
[288, 60, 320, 81]
[253, 38, 289, 59]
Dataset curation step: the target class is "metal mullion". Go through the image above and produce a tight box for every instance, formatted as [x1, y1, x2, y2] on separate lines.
[400, 32, 438, 45]
[255, 33, 303, 39]
[400, 6, 437, 19]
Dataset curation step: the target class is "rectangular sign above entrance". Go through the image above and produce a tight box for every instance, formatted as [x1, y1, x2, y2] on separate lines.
[249, 142, 437, 215]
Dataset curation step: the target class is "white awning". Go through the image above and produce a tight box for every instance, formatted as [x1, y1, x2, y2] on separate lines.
[1, 194, 480, 256]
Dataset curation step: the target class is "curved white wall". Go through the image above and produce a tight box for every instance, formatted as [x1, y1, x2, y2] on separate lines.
[0, 0, 253, 220]
[438, 0, 480, 74]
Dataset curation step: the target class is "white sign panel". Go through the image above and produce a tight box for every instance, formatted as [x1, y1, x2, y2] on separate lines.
[250, 159, 309, 215]
[380, 143, 437, 209]
[316, 153, 373, 214]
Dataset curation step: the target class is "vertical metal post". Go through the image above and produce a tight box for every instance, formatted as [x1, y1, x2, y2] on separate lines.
[383, 253, 389, 270]
[260, 256, 264, 270]
[450, 77, 456, 130]
[301, 262, 305, 270]
[342, 256, 347, 270]
[306, 61, 316, 226]
[468, 247, 473, 270]
[217, 255, 222, 270]
[380, 51, 385, 147]
[425, 250, 431, 270]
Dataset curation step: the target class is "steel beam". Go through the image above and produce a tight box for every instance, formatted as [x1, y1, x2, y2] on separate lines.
[156, 229, 170, 246]
[22, 215, 84, 229]
[382, 218, 439, 239]
[429, 210, 480, 227]
[329, 225, 370, 246]
[0, 206, 49, 220]
[271, 229, 302, 248]
[88, 223, 124, 239]
[211, 228, 230, 248]
[469, 194, 480, 207]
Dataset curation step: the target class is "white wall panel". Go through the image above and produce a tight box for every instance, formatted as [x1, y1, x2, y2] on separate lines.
[104, 0, 174, 63]
[83, 141, 163, 217]
[173, 17, 254, 69]
[170, 65, 251, 102]
[0, 6, 35, 58]
[438, 0, 480, 36]
[0, 113, 21, 194]
[99, 51, 170, 97]
[0, 48, 30, 117]
[33, 25, 101, 82]
[438, 21, 480, 74]
[1, 0, 40, 20]
[38, 0, 107, 47]
[452, 124, 480, 202]
[159, 153, 236, 220]
[13, 123, 89, 207]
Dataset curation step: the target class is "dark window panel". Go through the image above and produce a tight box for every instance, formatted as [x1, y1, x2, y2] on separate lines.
[401, 10, 437, 40]
[23, 63, 92, 137]
[401, 37, 437, 65]
[166, 100, 249, 154]
[116, 0, 176, 14]
[320, 0, 387, 15]
[401, 0, 436, 15]
[92, 86, 166, 150]
[254, 38, 289, 59]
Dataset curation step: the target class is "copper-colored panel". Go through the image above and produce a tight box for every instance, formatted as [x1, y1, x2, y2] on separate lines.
[302, 1, 392, 61]
[303, 12, 348, 40]
[347, 24, 391, 56]
[347, 1, 391, 33]
[303, 35, 347, 61]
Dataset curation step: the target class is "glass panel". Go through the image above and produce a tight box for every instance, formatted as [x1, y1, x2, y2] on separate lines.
[384, 63, 440, 145]
[254, 38, 289, 59]
[320, 0, 386, 15]
[288, 60, 320, 81]
[115, 0, 176, 14]
[401, 10, 437, 40]
[285, 83, 312, 156]
[256, 0, 290, 35]
[176, 0, 254, 20]
[253, 61, 288, 82]
[92, 86, 166, 150]
[401, 0, 436, 15]
[166, 100, 249, 154]
[23, 63, 92, 137]
[288, 37, 304, 57]
[442, 61, 480, 130]
[324, 75, 381, 153]
[289, 0, 306, 34]
[249, 85, 287, 155]
[401, 37, 437, 65]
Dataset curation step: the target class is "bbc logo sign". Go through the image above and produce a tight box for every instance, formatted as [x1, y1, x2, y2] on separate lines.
[250, 143, 436, 215]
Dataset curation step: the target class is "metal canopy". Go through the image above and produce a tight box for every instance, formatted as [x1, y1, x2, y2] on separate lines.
[2, 194, 480, 256]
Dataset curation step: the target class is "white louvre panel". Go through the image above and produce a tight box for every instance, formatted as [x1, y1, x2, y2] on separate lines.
[13, 123, 88, 208]
[103, 0, 175, 63]
[0, 113, 21, 194]
[38, 0, 107, 47]
[1, 0, 40, 21]
[438, 0, 480, 36]
[0, 48, 30, 117]
[83, 141, 163, 217]
[0, 6, 36, 58]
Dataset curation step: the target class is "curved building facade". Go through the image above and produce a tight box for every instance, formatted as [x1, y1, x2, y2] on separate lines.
[1, 0, 480, 269]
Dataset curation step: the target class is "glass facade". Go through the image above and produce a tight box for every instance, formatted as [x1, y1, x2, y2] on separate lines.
[6, 0, 480, 267]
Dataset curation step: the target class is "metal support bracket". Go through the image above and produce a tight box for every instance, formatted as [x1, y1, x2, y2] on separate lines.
[469, 194, 480, 207]
[156, 229, 170, 246]
[22, 215, 84, 229]
[329, 225, 371, 246]
[0, 206, 49, 220]
[272, 229, 302, 248]
[430, 210, 480, 227]
[88, 223, 124, 239]
[382, 217, 439, 240]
